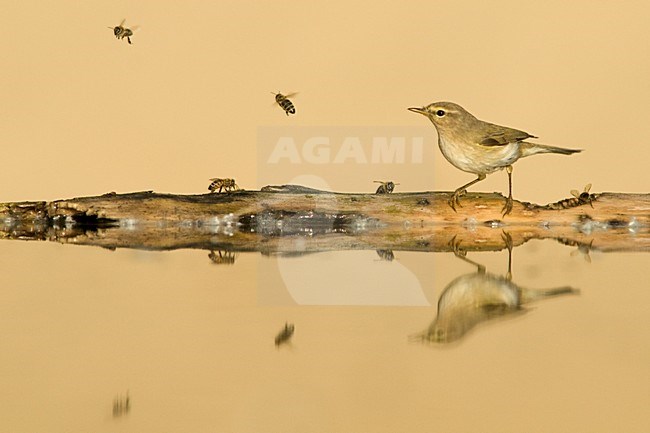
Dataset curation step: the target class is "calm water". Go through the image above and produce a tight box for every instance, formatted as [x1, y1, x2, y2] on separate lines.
[0, 237, 648, 433]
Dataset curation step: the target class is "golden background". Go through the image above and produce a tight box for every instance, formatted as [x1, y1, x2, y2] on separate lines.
[1, 1, 649, 432]
[2, 1, 649, 202]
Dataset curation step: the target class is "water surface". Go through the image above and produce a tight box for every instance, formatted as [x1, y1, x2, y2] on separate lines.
[0, 238, 648, 433]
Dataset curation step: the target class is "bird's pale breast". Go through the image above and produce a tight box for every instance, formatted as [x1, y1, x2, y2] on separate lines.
[438, 135, 521, 175]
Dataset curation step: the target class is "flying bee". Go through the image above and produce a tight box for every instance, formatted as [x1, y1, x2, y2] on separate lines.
[108, 19, 136, 44]
[274, 322, 295, 347]
[272, 92, 297, 115]
[208, 250, 237, 265]
[208, 178, 239, 193]
[547, 184, 596, 210]
[374, 181, 399, 194]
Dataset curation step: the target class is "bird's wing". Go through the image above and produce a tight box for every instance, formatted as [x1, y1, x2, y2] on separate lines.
[479, 123, 537, 146]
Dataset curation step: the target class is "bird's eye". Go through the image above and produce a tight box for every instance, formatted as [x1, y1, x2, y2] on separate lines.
[435, 110, 446, 117]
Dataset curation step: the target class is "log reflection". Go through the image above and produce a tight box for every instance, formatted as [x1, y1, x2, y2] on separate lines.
[2, 219, 647, 256]
[411, 233, 579, 345]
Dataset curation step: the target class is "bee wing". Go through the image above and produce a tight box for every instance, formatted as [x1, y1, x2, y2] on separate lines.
[209, 178, 221, 181]
[120, 18, 126, 26]
[584, 183, 592, 193]
[373, 181, 385, 184]
[570, 190, 580, 198]
[284, 92, 299, 98]
[130, 25, 141, 32]
[270, 92, 281, 106]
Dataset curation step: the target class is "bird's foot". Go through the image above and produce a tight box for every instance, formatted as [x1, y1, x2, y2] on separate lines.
[447, 235, 466, 258]
[448, 189, 466, 212]
[501, 195, 513, 217]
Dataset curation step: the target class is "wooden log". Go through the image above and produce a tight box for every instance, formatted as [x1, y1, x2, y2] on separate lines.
[1, 186, 648, 253]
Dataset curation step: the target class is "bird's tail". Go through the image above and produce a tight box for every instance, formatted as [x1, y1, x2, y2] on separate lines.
[519, 286, 580, 304]
[520, 142, 582, 157]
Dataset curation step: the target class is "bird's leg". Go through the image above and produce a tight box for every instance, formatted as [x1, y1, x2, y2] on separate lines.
[448, 235, 486, 274]
[502, 165, 514, 217]
[449, 174, 486, 211]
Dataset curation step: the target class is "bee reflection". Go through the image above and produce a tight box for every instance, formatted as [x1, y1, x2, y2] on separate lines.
[558, 238, 595, 263]
[275, 322, 295, 347]
[208, 250, 237, 265]
[112, 391, 130, 418]
[411, 233, 579, 344]
[375, 249, 395, 261]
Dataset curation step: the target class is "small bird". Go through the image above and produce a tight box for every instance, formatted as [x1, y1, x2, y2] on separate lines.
[408, 102, 581, 216]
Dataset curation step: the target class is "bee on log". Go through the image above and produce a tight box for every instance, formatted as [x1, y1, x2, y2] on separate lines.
[374, 181, 399, 194]
[208, 178, 239, 193]
[547, 184, 596, 210]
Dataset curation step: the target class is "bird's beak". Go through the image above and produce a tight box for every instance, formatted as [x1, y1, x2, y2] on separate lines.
[408, 107, 427, 115]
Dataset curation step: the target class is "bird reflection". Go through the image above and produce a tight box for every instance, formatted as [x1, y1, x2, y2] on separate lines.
[411, 233, 579, 345]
